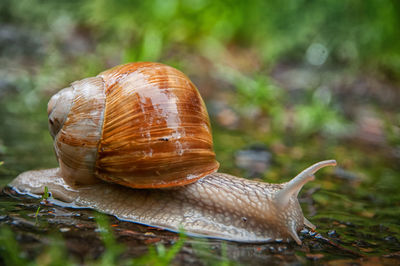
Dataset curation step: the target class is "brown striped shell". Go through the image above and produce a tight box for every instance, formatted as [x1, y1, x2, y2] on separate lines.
[47, 62, 219, 188]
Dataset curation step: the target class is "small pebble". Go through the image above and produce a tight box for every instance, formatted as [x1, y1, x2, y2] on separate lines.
[144, 232, 156, 237]
[300, 228, 309, 234]
[314, 233, 324, 239]
[344, 221, 355, 227]
[234, 144, 271, 176]
[309, 231, 317, 237]
[384, 236, 398, 243]
[327, 230, 339, 237]
[144, 237, 161, 244]
[277, 246, 287, 252]
[334, 167, 360, 181]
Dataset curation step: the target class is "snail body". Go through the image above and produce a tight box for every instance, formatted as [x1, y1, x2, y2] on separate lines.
[10, 62, 336, 244]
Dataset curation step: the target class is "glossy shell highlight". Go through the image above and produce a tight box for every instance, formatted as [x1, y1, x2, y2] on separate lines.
[48, 62, 219, 188]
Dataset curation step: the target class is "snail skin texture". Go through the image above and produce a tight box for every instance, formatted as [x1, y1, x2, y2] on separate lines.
[9, 62, 337, 245]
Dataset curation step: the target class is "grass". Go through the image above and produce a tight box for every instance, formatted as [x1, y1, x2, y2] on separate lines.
[35, 186, 49, 222]
[0, 226, 28, 266]
[95, 215, 232, 265]
[95, 213, 124, 266]
[130, 228, 187, 266]
[2, 0, 399, 81]
[0, 212, 197, 266]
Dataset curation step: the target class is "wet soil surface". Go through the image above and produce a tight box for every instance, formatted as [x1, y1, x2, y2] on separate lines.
[1, 186, 399, 265]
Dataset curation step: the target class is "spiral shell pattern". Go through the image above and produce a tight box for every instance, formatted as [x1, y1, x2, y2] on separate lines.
[48, 62, 219, 188]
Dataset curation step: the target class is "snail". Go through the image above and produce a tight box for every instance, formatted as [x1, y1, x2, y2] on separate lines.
[10, 62, 337, 245]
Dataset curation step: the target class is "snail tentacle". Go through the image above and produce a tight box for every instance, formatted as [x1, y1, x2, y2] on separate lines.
[275, 160, 337, 209]
[304, 217, 316, 230]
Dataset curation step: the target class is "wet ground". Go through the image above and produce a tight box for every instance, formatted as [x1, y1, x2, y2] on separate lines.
[1, 185, 399, 265]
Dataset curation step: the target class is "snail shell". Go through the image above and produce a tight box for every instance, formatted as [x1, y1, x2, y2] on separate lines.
[47, 62, 219, 188]
[10, 62, 337, 244]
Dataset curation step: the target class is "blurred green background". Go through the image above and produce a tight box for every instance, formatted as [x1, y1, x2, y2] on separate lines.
[0, 0, 399, 264]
